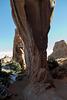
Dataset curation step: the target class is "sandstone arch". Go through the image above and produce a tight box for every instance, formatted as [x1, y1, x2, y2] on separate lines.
[10, 0, 56, 87]
[10, 0, 63, 100]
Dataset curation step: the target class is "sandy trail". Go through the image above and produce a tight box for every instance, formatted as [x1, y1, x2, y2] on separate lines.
[7, 77, 67, 100]
[55, 77, 67, 100]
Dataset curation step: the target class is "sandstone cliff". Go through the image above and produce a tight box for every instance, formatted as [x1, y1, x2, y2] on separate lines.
[49, 40, 67, 59]
[13, 29, 26, 71]
[10, 0, 62, 100]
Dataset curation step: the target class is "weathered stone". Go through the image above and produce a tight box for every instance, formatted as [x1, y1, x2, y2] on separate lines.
[10, 0, 55, 84]
[13, 28, 26, 71]
[23, 85, 62, 100]
[10, 0, 63, 100]
[49, 40, 67, 59]
[37, 68, 47, 82]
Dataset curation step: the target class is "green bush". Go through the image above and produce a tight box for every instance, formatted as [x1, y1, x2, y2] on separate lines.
[48, 60, 59, 70]
[10, 60, 22, 72]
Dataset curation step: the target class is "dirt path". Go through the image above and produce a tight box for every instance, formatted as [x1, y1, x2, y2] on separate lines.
[6, 77, 67, 100]
[55, 77, 67, 100]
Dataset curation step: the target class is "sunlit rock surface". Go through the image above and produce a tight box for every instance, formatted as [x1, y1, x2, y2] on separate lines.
[49, 40, 67, 59]
[13, 29, 26, 71]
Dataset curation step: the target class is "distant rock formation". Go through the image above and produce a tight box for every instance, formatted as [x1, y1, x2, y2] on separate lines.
[13, 29, 26, 71]
[49, 40, 67, 59]
[1, 56, 12, 63]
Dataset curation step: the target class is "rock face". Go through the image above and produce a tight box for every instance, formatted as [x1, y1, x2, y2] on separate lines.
[13, 29, 26, 71]
[49, 40, 67, 59]
[10, 0, 55, 83]
[10, 0, 62, 100]
[1, 56, 12, 63]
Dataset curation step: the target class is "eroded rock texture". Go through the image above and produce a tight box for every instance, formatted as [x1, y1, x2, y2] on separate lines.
[13, 29, 26, 71]
[10, 0, 62, 100]
[10, 0, 55, 87]
[49, 40, 67, 59]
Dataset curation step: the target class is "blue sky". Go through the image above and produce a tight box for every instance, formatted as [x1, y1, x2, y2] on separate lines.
[0, 0, 16, 52]
[0, 0, 67, 57]
[48, 0, 67, 53]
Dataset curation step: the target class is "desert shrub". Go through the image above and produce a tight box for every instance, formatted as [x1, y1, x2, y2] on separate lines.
[10, 60, 22, 72]
[48, 60, 59, 70]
